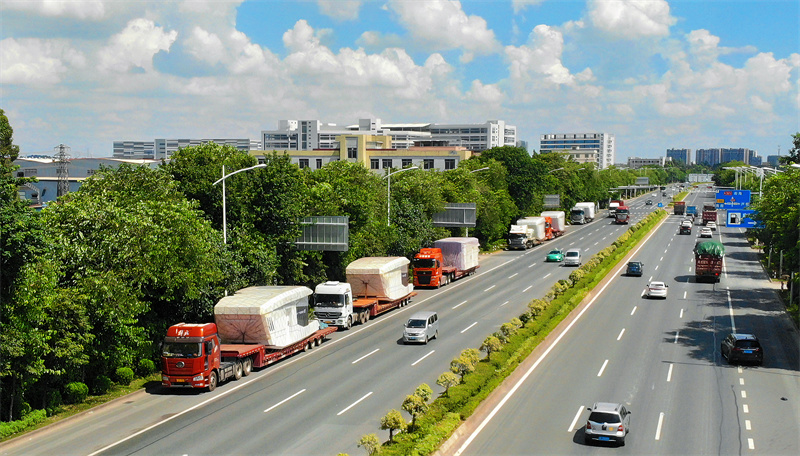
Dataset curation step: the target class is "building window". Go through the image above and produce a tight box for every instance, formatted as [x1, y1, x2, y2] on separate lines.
[299, 159, 309, 169]
[423, 159, 434, 170]
[316, 159, 323, 169]
[371, 159, 379, 169]
[23, 168, 37, 177]
[445, 159, 456, 170]
[382, 159, 392, 169]
[87, 169, 96, 175]
[402, 159, 412, 168]
[348, 147, 357, 159]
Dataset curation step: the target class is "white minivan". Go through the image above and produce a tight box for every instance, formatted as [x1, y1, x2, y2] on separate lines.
[403, 311, 439, 344]
[564, 248, 582, 266]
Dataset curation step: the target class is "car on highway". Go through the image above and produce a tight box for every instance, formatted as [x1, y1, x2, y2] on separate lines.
[403, 311, 439, 345]
[626, 261, 644, 276]
[699, 227, 712, 238]
[564, 248, 582, 266]
[584, 402, 631, 446]
[644, 281, 668, 299]
[721, 333, 763, 365]
[662, 192, 667, 196]
[680, 224, 692, 235]
[645, 199, 653, 205]
[546, 248, 564, 262]
[707, 221, 717, 231]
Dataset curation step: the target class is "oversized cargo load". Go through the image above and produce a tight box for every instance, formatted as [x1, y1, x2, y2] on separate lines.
[516, 217, 546, 240]
[571, 202, 596, 224]
[540, 211, 567, 232]
[508, 225, 536, 250]
[434, 237, 480, 270]
[695, 241, 725, 256]
[346, 256, 414, 300]
[674, 201, 686, 215]
[214, 286, 319, 347]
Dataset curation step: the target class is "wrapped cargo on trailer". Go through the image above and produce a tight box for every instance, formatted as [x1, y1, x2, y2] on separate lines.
[214, 286, 319, 347]
[346, 256, 414, 300]
[434, 237, 480, 270]
[540, 211, 567, 236]
[516, 217, 546, 241]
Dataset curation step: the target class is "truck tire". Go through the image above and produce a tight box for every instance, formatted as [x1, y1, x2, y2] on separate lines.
[242, 358, 252, 376]
[233, 361, 243, 380]
[345, 316, 352, 330]
[207, 372, 218, 392]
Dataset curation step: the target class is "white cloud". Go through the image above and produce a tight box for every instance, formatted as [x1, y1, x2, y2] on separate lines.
[466, 80, 504, 104]
[0, 38, 85, 85]
[512, 0, 546, 13]
[317, 0, 363, 21]
[97, 18, 178, 73]
[387, 0, 501, 56]
[185, 27, 225, 65]
[588, 0, 675, 39]
[505, 24, 577, 85]
[2, 0, 107, 20]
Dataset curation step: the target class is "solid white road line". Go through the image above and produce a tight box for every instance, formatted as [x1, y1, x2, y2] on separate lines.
[617, 328, 625, 340]
[452, 300, 468, 309]
[655, 412, 665, 440]
[412, 350, 435, 366]
[264, 389, 306, 413]
[352, 348, 380, 364]
[337, 391, 373, 416]
[484, 285, 496, 292]
[666, 363, 673, 382]
[597, 360, 609, 377]
[568, 406, 584, 432]
[461, 322, 478, 334]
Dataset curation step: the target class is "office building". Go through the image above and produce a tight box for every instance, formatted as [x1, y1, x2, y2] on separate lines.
[696, 148, 721, 166]
[666, 148, 692, 165]
[539, 133, 615, 169]
[113, 138, 255, 160]
[627, 157, 668, 169]
[767, 155, 781, 166]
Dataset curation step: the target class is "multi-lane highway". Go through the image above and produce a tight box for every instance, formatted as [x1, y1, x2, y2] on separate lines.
[451, 187, 800, 455]
[2, 189, 753, 456]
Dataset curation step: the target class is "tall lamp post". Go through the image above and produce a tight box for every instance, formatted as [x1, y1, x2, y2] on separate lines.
[213, 163, 267, 244]
[383, 166, 419, 226]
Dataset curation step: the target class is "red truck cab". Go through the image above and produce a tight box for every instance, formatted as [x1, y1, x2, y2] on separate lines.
[161, 323, 221, 390]
[614, 206, 630, 224]
[413, 248, 446, 287]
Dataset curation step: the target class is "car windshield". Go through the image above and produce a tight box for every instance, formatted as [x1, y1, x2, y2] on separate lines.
[628, 263, 640, 269]
[588, 412, 621, 424]
[315, 293, 345, 307]
[413, 258, 437, 269]
[650, 282, 665, 288]
[548, 250, 561, 255]
[566, 252, 578, 257]
[406, 319, 426, 329]
[162, 342, 202, 358]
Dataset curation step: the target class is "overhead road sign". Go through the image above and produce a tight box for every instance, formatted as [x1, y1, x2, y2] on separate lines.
[726, 210, 762, 228]
[716, 190, 751, 209]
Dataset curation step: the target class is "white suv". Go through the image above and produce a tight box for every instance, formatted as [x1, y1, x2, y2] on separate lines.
[564, 248, 582, 266]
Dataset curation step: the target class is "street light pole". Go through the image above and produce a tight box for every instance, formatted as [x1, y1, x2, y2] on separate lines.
[383, 166, 419, 226]
[213, 163, 268, 244]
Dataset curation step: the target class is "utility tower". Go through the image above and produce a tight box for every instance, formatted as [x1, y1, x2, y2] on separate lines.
[54, 143, 71, 197]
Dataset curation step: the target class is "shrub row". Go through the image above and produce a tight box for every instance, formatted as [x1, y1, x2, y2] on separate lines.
[0, 410, 48, 440]
[374, 209, 668, 455]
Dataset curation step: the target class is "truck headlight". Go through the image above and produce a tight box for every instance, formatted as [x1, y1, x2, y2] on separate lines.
[193, 374, 204, 382]
[162, 375, 169, 382]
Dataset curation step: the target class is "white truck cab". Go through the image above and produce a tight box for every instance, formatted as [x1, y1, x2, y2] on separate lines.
[313, 281, 354, 329]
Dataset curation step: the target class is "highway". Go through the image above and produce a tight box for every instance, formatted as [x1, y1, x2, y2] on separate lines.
[454, 187, 800, 455]
[0, 190, 676, 456]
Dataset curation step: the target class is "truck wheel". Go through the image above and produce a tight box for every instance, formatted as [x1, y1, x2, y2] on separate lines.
[306, 341, 313, 351]
[345, 316, 352, 330]
[242, 358, 252, 376]
[233, 361, 243, 380]
[207, 372, 218, 392]
[363, 312, 370, 323]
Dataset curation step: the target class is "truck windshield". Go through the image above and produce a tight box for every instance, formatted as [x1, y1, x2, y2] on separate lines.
[315, 294, 345, 308]
[413, 259, 437, 269]
[570, 210, 584, 215]
[508, 233, 525, 240]
[162, 342, 202, 358]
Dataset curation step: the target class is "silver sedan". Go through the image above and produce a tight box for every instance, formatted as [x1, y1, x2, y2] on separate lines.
[644, 281, 668, 299]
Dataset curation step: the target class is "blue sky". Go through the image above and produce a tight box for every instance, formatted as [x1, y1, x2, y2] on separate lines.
[1, 0, 798, 162]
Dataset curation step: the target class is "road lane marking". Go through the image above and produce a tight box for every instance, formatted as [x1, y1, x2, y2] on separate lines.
[666, 363, 673, 382]
[528, 263, 537, 268]
[568, 406, 584, 432]
[748, 438, 754, 449]
[727, 290, 736, 332]
[597, 360, 609, 377]
[683, 291, 687, 299]
[337, 391, 373, 416]
[461, 322, 478, 333]
[649, 275, 653, 282]
[594, 242, 599, 246]
[569, 242, 575, 246]
[655, 412, 665, 440]
[543, 273, 551, 279]
[523, 285, 532, 292]
[741, 390, 747, 398]
[352, 348, 379, 364]
[739, 378, 745, 385]
[631, 306, 637, 315]
[500, 300, 509, 307]
[743, 404, 749, 413]
[508, 273, 518, 279]
[484, 285, 496, 292]
[617, 328, 625, 340]
[264, 389, 306, 413]
[641, 288, 646, 297]
[580, 236, 585, 240]
[745, 420, 751, 430]
[412, 350, 435, 366]
[674, 331, 680, 343]
[738, 366, 743, 374]
[452, 300, 468, 309]
[660, 256, 664, 262]
[679, 309, 684, 319]
[655, 265, 659, 270]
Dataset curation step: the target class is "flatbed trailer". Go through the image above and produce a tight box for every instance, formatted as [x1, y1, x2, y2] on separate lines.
[351, 292, 418, 324]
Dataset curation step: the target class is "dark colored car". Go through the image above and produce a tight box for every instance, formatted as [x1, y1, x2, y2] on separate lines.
[645, 199, 653, 205]
[721, 333, 763, 365]
[679, 224, 692, 235]
[626, 261, 643, 277]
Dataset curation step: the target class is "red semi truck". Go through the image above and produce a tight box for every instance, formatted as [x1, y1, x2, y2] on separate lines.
[413, 238, 480, 288]
[161, 322, 336, 391]
[614, 206, 630, 224]
[702, 203, 717, 225]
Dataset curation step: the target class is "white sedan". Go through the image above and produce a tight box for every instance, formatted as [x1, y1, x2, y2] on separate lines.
[700, 227, 713, 238]
[645, 281, 668, 299]
[707, 221, 717, 231]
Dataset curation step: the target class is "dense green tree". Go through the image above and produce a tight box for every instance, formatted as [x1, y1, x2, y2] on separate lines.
[779, 133, 800, 165]
[478, 146, 544, 216]
[751, 170, 800, 274]
[380, 409, 406, 441]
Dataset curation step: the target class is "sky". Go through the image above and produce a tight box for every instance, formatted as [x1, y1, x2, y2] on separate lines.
[1, 0, 798, 162]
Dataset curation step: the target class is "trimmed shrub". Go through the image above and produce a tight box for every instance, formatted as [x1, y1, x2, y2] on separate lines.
[92, 375, 113, 395]
[0, 409, 47, 439]
[115, 367, 135, 385]
[64, 382, 89, 404]
[137, 359, 156, 377]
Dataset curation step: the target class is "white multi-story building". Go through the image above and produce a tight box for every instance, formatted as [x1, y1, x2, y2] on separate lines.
[113, 138, 255, 160]
[539, 133, 616, 169]
[627, 156, 669, 168]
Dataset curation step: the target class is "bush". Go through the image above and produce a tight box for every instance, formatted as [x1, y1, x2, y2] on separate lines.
[64, 382, 89, 404]
[92, 375, 113, 395]
[0, 409, 47, 439]
[137, 359, 157, 377]
[115, 367, 135, 385]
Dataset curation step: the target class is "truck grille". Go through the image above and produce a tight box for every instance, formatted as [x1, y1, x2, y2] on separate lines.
[316, 311, 340, 319]
[416, 273, 432, 285]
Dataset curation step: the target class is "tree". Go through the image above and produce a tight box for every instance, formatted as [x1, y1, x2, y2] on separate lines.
[779, 133, 800, 165]
[751, 170, 800, 276]
[357, 433, 380, 456]
[414, 383, 433, 403]
[379, 409, 406, 441]
[480, 336, 502, 361]
[401, 394, 427, 430]
[450, 348, 480, 381]
[436, 372, 460, 396]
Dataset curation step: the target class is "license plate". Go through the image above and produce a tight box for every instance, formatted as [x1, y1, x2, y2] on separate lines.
[607, 427, 615, 431]
[598, 436, 610, 441]
[175, 378, 186, 382]
[743, 350, 753, 354]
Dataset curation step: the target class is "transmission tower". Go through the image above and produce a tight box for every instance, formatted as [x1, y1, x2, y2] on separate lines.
[54, 143, 71, 197]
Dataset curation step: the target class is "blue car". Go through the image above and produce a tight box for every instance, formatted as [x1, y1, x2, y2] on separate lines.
[626, 261, 643, 277]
